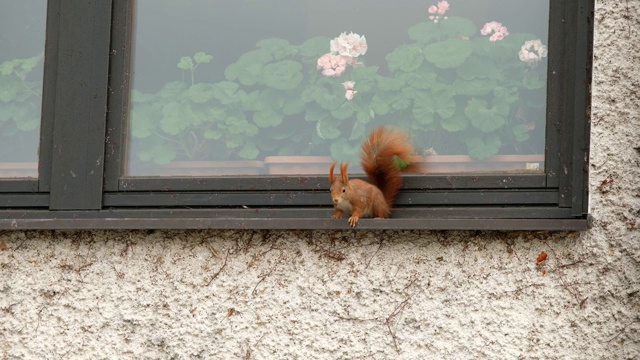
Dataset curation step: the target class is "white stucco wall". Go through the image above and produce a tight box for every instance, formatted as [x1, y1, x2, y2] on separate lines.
[1, 1, 639, 359]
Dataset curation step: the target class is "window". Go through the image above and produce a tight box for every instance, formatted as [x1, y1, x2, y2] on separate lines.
[0, 1, 47, 179]
[0, 0, 593, 230]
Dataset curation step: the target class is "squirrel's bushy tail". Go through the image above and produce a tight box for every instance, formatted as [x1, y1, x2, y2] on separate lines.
[360, 126, 415, 209]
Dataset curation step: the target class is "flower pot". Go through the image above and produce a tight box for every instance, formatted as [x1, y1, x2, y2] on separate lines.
[264, 156, 334, 175]
[414, 154, 545, 173]
[127, 160, 265, 177]
[0, 162, 38, 178]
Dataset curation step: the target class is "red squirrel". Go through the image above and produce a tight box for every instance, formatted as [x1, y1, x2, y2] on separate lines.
[329, 126, 416, 227]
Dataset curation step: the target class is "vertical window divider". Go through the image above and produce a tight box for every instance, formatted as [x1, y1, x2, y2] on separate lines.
[104, 0, 133, 192]
[48, 0, 113, 210]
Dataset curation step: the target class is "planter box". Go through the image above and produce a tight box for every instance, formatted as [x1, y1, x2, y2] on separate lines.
[264, 155, 544, 175]
[0, 162, 38, 178]
[264, 156, 334, 175]
[127, 160, 265, 177]
[415, 155, 545, 173]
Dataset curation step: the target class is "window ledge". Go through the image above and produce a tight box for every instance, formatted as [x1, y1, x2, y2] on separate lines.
[0, 209, 592, 231]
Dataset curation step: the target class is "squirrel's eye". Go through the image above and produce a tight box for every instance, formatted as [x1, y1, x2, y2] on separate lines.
[342, 188, 346, 193]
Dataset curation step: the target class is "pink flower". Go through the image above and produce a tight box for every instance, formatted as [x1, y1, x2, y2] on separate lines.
[481, 21, 509, 41]
[345, 89, 357, 101]
[342, 81, 355, 90]
[437, 1, 449, 14]
[428, 1, 449, 22]
[317, 53, 352, 77]
[489, 32, 505, 42]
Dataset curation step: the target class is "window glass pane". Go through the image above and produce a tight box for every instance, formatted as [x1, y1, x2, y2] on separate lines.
[127, 0, 548, 176]
[0, 1, 46, 178]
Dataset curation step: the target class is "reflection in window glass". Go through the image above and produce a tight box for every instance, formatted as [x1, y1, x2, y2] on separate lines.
[127, 0, 548, 176]
[0, 1, 46, 178]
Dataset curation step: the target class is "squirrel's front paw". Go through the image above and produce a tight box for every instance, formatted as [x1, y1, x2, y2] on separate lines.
[332, 213, 343, 219]
[348, 216, 359, 227]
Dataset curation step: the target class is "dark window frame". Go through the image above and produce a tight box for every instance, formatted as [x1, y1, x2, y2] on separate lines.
[0, 0, 594, 230]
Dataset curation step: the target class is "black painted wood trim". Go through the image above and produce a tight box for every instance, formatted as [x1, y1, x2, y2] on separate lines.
[49, 1, 113, 210]
[0, 208, 591, 230]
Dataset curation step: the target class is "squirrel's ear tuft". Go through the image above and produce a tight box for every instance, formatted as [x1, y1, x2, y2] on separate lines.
[329, 162, 337, 183]
[340, 163, 349, 183]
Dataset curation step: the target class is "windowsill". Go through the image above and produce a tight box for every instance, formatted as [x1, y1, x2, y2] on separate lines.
[0, 208, 592, 231]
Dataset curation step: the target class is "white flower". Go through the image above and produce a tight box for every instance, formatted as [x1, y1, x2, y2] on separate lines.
[330, 32, 368, 58]
[519, 39, 548, 65]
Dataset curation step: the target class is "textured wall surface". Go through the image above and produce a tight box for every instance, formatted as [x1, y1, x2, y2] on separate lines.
[1, 1, 639, 359]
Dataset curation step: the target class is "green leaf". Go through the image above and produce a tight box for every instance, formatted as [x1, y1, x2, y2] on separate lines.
[465, 134, 501, 159]
[407, 22, 439, 43]
[177, 56, 194, 70]
[466, 99, 506, 133]
[512, 125, 531, 142]
[316, 117, 342, 140]
[299, 36, 331, 58]
[397, 69, 437, 90]
[161, 102, 191, 135]
[256, 38, 297, 60]
[452, 78, 497, 96]
[331, 102, 354, 120]
[314, 86, 342, 110]
[412, 100, 435, 126]
[522, 71, 546, 90]
[211, 81, 240, 104]
[262, 61, 303, 90]
[238, 142, 259, 159]
[0, 59, 19, 75]
[193, 52, 213, 64]
[440, 17, 477, 38]
[253, 110, 283, 128]
[370, 95, 390, 116]
[388, 93, 412, 111]
[414, 91, 456, 120]
[356, 110, 372, 124]
[424, 39, 473, 69]
[13, 105, 39, 131]
[224, 49, 272, 86]
[204, 129, 222, 140]
[440, 112, 469, 132]
[304, 104, 327, 122]
[377, 76, 405, 91]
[137, 143, 177, 165]
[239, 90, 263, 111]
[187, 83, 215, 103]
[330, 138, 360, 163]
[130, 105, 158, 138]
[350, 66, 378, 92]
[282, 97, 305, 116]
[0, 76, 20, 102]
[386, 45, 424, 72]
[157, 81, 188, 99]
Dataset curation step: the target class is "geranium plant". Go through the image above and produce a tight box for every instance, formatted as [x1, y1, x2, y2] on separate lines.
[0, 54, 43, 162]
[129, 0, 549, 166]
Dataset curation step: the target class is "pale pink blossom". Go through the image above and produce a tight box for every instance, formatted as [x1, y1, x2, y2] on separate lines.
[489, 32, 505, 42]
[481, 21, 509, 41]
[330, 32, 368, 58]
[518, 39, 548, 65]
[428, 1, 449, 22]
[317, 53, 352, 77]
[437, 1, 449, 14]
[342, 81, 355, 90]
[345, 89, 357, 101]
